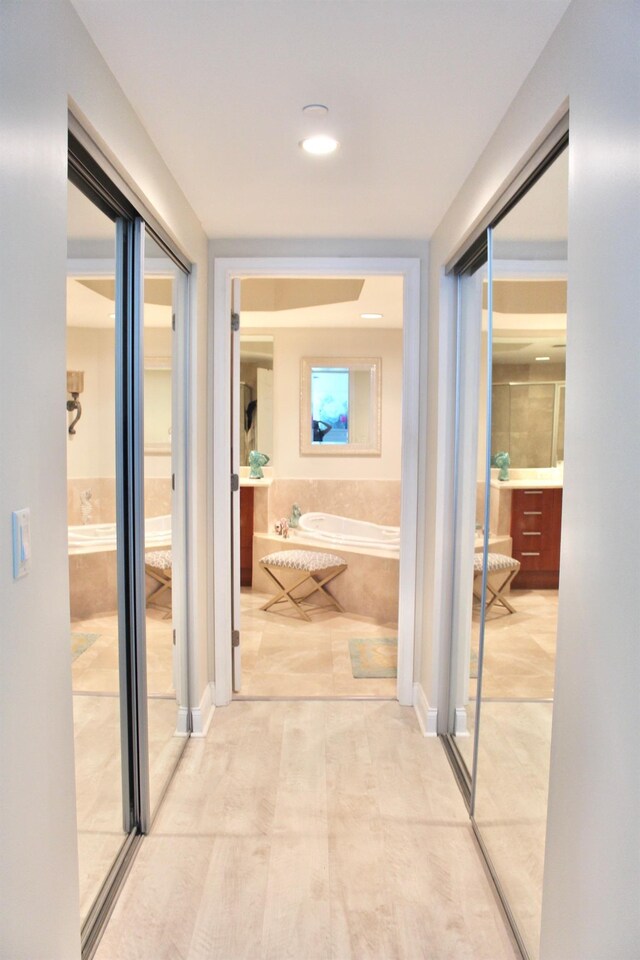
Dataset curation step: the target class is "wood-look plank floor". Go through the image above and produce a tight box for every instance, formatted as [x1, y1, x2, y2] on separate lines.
[95, 701, 519, 960]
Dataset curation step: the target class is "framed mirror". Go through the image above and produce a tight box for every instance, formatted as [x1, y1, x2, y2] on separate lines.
[300, 356, 381, 456]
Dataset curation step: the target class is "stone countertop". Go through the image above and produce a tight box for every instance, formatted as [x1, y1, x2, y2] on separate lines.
[240, 477, 273, 488]
[489, 467, 563, 490]
[490, 478, 563, 489]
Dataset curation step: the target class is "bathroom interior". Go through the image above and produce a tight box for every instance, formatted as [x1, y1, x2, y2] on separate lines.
[66, 181, 187, 923]
[233, 274, 405, 698]
[448, 147, 568, 959]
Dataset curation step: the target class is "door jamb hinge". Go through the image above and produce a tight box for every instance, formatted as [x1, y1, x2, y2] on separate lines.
[231, 312, 240, 332]
[231, 473, 240, 493]
[232, 629, 240, 648]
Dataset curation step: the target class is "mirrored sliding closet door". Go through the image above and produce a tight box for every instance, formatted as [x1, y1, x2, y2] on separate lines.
[67, 128, 191, 956]
[447, 141, 568, 960]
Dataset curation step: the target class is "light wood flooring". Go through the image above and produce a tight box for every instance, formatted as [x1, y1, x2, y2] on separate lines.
[239, 588, 398, 698]
[453, 588, 558, 960]
[95, 700, 519, 960]
[72, 610, 185, 922]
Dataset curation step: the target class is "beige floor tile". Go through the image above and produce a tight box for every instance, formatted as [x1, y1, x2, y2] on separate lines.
[239, 588, 398, 698]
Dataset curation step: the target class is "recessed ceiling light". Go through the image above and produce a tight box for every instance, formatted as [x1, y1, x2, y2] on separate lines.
[535, 356, 551, 361]
[300, 134, 339, 156]
[108, 313, 116, 319]
[302, 103, 329, 116]
[361, 313, 383, 320]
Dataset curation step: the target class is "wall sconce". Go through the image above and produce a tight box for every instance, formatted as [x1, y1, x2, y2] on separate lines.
[67, 371, 84, 435]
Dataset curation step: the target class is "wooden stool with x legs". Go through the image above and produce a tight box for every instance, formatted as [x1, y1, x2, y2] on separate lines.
[259, 549, 347, 621]
[473, 552, 521, 614]
[145, 549, 173, 619]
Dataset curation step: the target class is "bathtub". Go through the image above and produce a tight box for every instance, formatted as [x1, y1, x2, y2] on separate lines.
[296, 511, 400, 553]
[69, 514, 171, 555]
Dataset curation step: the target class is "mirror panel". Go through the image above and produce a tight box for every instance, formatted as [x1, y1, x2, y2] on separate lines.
[472, 149, 568, 959]
[240, 336, 273, 466]
[300, 356, 381, 455]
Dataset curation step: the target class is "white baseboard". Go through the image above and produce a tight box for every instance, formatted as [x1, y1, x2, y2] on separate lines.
[454, 706, 470, 737]
[174, 706, 190, 737]
[413, 682, 438, 736]
[190, 682, 216, 738]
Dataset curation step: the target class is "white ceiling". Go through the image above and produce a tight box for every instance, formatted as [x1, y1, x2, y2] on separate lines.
[70, 0, 570, 239]
[240, 274, 403, 328]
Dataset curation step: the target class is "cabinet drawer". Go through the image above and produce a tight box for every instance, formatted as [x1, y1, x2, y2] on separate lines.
[510, 487, 562, 586]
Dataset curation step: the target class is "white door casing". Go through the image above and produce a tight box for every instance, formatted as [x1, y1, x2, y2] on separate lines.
[212, 257, 421, 706]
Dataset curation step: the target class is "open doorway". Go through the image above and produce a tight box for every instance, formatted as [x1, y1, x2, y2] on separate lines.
[212, 258, 420, 706]
[235, 275, 403, 697]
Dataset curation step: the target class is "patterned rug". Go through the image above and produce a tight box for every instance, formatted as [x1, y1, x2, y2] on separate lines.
[348, 637, 397, 678]
[71, 632, 100, 662]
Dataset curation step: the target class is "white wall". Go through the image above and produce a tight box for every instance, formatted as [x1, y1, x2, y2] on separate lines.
[0, 3, 208, 957]
[425, 2, 640, 956]
[256, 325, 403, 480]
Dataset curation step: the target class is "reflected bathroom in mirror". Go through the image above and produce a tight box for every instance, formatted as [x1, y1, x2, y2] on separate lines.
[492, 334, 566, 468]
[300, 356, 381, 456]
[240, 336, 274, 466]
[144, 357, 172, 455]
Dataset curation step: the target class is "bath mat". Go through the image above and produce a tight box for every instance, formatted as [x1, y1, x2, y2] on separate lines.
[71, 632, 100, 662]
[348, 637, 397, 678]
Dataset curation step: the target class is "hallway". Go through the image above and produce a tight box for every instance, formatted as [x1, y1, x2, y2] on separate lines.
[95, 701, 518, 959]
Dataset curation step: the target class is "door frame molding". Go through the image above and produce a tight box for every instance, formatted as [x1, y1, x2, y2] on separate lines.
[211, 256, 421, 706]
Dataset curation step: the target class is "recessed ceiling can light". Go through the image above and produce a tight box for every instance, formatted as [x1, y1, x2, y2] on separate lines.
[361, 312, 383, 320]
[300, 134, 339, 155]
[302, 103, 329, 116]
[535, 356, 551, 361]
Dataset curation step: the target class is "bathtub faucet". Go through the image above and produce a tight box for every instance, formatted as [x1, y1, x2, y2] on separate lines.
[290, 503, 302, 528]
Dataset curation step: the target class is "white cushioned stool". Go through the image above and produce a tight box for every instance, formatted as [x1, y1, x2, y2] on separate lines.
[473, 552, 521, 614]
[259, 549, 347, 621]
[145, 549, 172, 618]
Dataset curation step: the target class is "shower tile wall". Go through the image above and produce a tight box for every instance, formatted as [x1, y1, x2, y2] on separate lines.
[492, 363, 565, 469]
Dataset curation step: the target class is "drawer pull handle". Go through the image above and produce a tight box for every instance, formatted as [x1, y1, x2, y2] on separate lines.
[524, 511, 542, 515]
[521, 551, 541, 557]
[524, 490, 543, 495]
[523, 531, 541, 536]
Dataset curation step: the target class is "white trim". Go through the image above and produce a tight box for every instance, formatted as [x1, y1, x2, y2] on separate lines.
[454, 707, 470, 737]
[211, 257, 421, 707]
[413, 682, 438, 737]
[175, 706, 190, 737]
[190, 682, 216, 737]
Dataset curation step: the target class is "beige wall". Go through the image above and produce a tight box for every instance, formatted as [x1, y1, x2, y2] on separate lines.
[0, 3, 209, 956]
[66, 326, 173, 480]
[260, 325, 403, 480]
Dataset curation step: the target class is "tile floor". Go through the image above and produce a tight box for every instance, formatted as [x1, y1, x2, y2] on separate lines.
[238, 588, 398, 698]
[453, 587, 558, 960]
[95, 700, 520, 960]
[71, 609, 185, 922]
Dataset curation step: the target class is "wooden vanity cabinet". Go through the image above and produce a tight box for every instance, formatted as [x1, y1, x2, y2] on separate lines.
[240, 487, 254, 586]
[510, 487, 562, 589]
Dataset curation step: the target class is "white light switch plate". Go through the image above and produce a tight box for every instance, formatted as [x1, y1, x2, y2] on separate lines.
[12, 508, 31, 579]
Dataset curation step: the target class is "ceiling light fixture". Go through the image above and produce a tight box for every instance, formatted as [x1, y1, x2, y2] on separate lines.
[361, 313, 383, 320]
[535, 356, 551, 361]
[300, 134, 339, 155]
[300, 104, 339, 156]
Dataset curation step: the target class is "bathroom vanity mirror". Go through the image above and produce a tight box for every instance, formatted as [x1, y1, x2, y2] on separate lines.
[300, 356, 381, 456]
[240, 336, 274, 466]
[144, 357, 171, 454]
